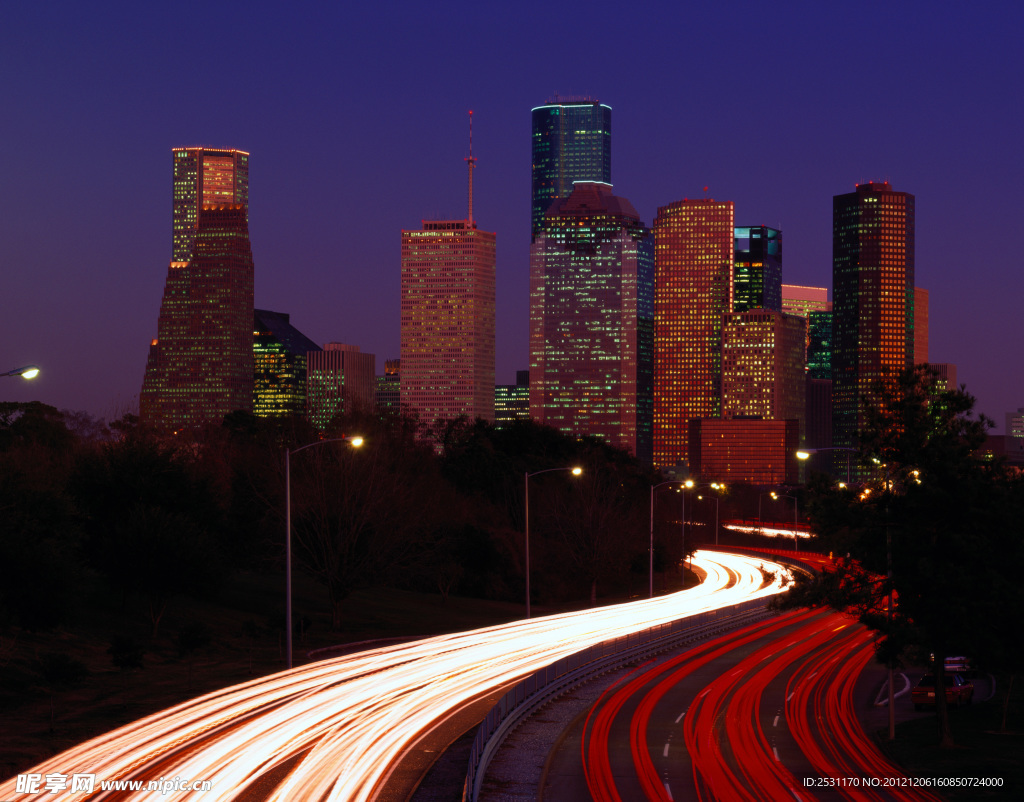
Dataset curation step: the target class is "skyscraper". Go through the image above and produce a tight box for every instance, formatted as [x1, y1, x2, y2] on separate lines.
[307, 344, 376, 429]
[652, 198, 735, 469]
[141, 148, 254, 430]
[529, 182, 653, 461]
[531, 99, 611, 237]
[401, 126, 496, 426]
[253, 309, 322, 418]
[733, 226, 782, 312]
[914, 287, 929, 364]
[832, 181, 915, 459]
[721, 309, 806, 433]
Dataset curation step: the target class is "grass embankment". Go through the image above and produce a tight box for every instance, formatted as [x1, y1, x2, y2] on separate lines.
[878, 676, 1024, 799]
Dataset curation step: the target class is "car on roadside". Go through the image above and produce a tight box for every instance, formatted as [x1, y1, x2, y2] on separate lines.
[911, 673, 974, 710]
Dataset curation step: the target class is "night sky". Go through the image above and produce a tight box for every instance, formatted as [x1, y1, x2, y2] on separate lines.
[3, 1, 1021, 431]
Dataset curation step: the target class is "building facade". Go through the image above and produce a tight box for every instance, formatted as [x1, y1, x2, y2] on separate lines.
[914, 286, 929, 364]
[375, 359, 401, 413]
[781, 284, 830, 319]
[141, 147, 254, 430]
[721, 309, 806, 437]
[495, 370, 530, 428]
[688, 418, 800, 485]
[253, 310, 322, 418]
[307, 343, 376, 429]
[401, 219, 496, 425]
[832, 181, 915, 461]
[733, 226, 782, 312]
[529, 183, 653, 461]
[531, 99, 611, 237]
[652, 198, 735, 469]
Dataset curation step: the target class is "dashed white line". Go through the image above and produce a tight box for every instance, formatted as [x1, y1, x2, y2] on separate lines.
[773, 715, 779, 727]
[675, 710, 686, 724]
[664, 782, 674, 800]
[773, 746, 780, 761]
[786, 692, 794, 702]
[663, 743, 670, 757]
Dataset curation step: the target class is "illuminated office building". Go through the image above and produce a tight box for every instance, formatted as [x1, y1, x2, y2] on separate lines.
[531, 98, 611, 237]
[529, 182, 653, 461]
[733, 226, 782, 312]
[833, 181, 915, 461]
[141, 147, 253, 430]
[807, 310, 833, 380]
[307, 344, 375, 429]
[721, 309, 805, 435]
[375, 359, 401, 413]
[781, 284, 830, 318]
[688, 419, 800, 485]
[495, 370, 530, 428]
[401, 214, 495, 424]
[253, 310, 321, 418]
[652, 198, 734, 469]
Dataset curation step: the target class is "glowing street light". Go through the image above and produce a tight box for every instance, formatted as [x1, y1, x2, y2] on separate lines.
[285, 435, 363, 668]
[2, 365, 40, 379]
[524, 466, 581, 618]
[797, 446, 856, 484]
[771, 491, 800, 550]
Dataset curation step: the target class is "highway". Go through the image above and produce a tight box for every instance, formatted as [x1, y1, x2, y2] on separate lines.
[538, 552, 943, 801]
[0, 550, 790, 802]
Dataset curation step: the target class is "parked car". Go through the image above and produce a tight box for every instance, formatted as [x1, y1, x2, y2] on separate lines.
[912, 673, 974, 710]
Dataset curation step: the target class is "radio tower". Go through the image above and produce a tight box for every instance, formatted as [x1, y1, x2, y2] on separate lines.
[465, 110, 477, 227]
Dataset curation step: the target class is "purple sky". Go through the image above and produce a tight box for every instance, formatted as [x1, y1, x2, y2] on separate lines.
[3, 1, 1022, 431]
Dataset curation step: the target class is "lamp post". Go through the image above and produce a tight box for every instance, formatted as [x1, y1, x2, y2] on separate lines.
[649, 480, 691, 599]
[771, 491, 799, 550]
[285, 435, 363, 669]
[697, 490, 722, 545]
[1, 365, 40, 379]
[796, 447, 856, 485]
[524, 466, 581, 618]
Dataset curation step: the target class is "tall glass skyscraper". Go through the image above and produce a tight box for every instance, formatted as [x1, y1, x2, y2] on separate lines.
[531, 99, 611, 237]
[733, 226, 782, 312]
[652, 198, 735, 470]
[832, 181, 915, 462]
[529, 182, 653, 462]
[141, 148, 254, 431]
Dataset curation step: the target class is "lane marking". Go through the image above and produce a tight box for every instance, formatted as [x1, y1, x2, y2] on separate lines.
[773, 746, 780, 761]
[663, 743, 670, 757]
[664, 782, 674, 800]
[675, 710, 686, 724]
[773, 715, 779, 727]
[786, 692, 794, 702]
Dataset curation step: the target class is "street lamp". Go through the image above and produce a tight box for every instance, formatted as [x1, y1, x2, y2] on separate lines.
[696, 490, 722, 546]
[524, 466, 582, 618]
[649, 480, 692, 599]
[2, 365, 40, 379]
[771, 491, 799, 550]
[796, 447, 856, 485]
[285, 435, 364, 669]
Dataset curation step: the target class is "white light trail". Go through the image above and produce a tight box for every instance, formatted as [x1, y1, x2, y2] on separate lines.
[0, 550, 790, 802]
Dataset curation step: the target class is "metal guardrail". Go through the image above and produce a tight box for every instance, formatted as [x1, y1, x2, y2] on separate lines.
[462, 595, 776, 802]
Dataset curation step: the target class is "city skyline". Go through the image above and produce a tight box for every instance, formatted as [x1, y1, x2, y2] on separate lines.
[2, 3, 1022, 431]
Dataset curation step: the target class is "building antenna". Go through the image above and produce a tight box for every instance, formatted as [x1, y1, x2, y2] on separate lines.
[465, 110, 477, 227]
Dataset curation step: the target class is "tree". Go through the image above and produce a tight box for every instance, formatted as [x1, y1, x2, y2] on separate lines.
[777, 366, 1020, 747]
[289, 416, 443, 629]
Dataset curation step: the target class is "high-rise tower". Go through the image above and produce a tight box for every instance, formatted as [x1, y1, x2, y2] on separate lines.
[400, 117, 496, 425]
[529, 182, 653, 461]
[832, 181, 915, 459]
[531, 99, 611, 237]
[652, 198, 734, 469]
[140, 148, 254, 430]
[733, 226, 782, 312]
